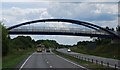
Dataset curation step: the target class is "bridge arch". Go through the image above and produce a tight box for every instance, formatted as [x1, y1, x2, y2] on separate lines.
[7, 19, 120, 38]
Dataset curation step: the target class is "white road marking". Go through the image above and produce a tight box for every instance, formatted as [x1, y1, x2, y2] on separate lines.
[54, 53, 88, 70]
[19, 52, 35, 70]
[50, 65, 52, 68]
[47, 61, 49, 64]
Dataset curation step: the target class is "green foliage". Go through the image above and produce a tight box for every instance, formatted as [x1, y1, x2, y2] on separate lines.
[105, 26, 114, 31]
[59, 44, 72, 48]
[11, 36, 35, 50]
[2, 49, 34, 68]
[53, 50, 109, 69]
[1, 23, 35, 56]
[1, 24, 9, 56]
[95, 38, 111, 45]
[36, 40, 59, 48]
[2, 24, 35, 68]
[92, 43, 120, 59]
[71, 39, 120, 59]
[37, 40, 72, 49]
[116, 25, 120, 32]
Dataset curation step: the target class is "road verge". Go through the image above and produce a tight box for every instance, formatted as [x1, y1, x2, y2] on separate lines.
[2, 49, 34, 70]
[53, 50, 115, 70]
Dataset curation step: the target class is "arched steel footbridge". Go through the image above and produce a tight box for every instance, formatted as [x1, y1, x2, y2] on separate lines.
[7, 19, 120, 38]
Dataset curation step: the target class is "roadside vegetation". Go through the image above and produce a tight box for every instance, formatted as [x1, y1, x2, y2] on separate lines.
[2, 49, 33, 69]
[70, 26, 120, 60]
[53, 50, 114, 70]
[70, 40, 120, 60]
[36, 40, 59, 49]
[36, 40, 72, 49]
[1, 22, 120, 69]
[1, 24, 35, 69]
[1, 23, 64, 69]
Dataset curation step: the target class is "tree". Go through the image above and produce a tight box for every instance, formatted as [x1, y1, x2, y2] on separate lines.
[106, 26, 110, 30]
[12, 36, 35, 50]
[116, 25, 120, 32]
[1, 23, 9, 56]
[36, 40, 59, 49]
[105, 26, 114, 31]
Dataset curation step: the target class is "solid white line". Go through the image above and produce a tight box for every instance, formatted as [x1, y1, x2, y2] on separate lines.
[54, 53, 88, 70]
[19, 53, 34, 70]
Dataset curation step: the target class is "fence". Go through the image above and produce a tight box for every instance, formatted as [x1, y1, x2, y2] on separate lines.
[69, 54, 119, 69]
[56, 50, 119, 69]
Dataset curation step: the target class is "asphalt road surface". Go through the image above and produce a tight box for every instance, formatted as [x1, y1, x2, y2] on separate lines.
[57, 48, 120, 69]
[19, 52, 87, 70]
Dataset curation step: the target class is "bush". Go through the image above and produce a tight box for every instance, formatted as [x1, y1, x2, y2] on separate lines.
[1, 24, 9, 56]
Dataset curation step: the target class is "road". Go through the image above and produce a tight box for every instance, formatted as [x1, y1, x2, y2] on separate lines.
[57, 48, 120, 69]
[19, 52, 87, 70]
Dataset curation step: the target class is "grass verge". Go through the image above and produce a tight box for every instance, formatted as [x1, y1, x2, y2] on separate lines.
[2, 49, 34, 69]
[71, 43, 120, 60]
[53, 50, 115, 70]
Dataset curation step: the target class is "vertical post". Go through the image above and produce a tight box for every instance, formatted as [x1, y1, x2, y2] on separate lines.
[96, 60, 98, 64]
[92, 59, 93, 63]
[115, 64, 116, 69]
[78, 56, 81, 60]
[107, 62, 109, 67]
[76, 56, 78, 58]
[88, 58, 89, 61]
[101, 61, 103, 66]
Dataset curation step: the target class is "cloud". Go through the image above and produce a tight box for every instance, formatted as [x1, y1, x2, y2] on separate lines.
[2, 2, 118, 27]
[2, 7, 50, 27]
[2, 2, 119, 45]
[2, 0, 119, 2]
[92, 17, 118, 28]
[2, 6, 75, 30]
[47, 2, 117, 21]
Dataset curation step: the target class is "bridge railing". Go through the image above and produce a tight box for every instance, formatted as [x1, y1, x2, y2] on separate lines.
[9, 27, 109, 35]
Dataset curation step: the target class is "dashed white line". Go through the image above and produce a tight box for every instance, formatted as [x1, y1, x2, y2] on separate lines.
[47, 61, 49, 64]
[50, 65, 52, 68]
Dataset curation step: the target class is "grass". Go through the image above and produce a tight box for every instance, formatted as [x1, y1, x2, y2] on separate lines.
[53, 50, 115, 70]
[2, 48, 34, 69]
[0, 57, 2, 70]
[71, 43, 120, 60]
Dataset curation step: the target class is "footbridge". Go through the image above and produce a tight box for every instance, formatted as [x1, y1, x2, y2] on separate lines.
[7, 19, 120, 38]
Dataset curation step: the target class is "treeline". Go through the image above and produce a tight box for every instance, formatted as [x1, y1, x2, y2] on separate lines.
[10, 36, 35, 50]
[105, 25, 120, 32]
[70, 25, 120, 59]
[1, 23, 62, 56]
[36, 40, 73, 49]
[1, 24, 36, 56]
[72, 38, 112, 53]
[2, 24, 9, 56]
[1, 23, 120, 59]
[71, 37, 120, 59]
[36, 40, 59, 49]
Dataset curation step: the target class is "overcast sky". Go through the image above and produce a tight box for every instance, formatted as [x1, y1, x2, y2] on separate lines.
[1, 0, 119, 45]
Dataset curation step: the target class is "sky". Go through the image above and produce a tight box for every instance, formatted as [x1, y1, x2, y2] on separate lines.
[0, 0, 119, 45]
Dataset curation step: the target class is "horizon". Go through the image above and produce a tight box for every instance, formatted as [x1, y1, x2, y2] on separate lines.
[1, 0, 119, 45]
[10, 35, 95, 46]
